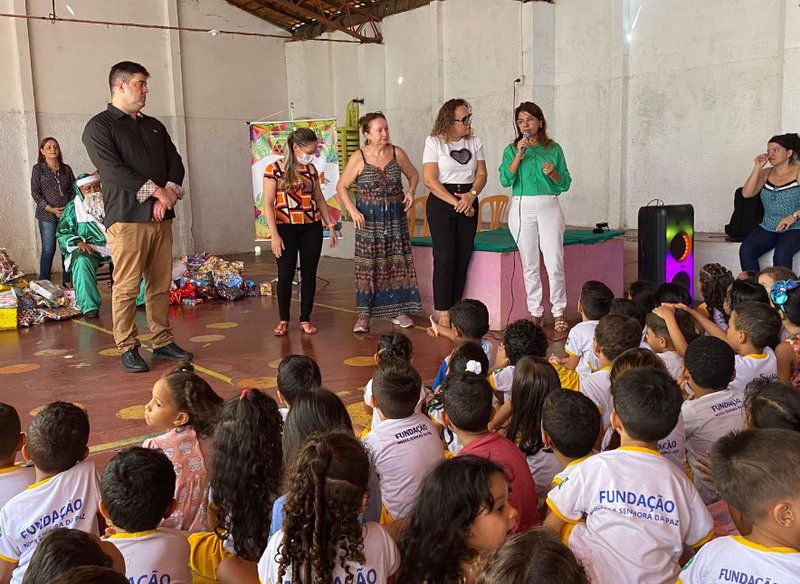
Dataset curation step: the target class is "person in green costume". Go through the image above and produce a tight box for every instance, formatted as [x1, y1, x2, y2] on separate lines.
[56, 173, 144, 318]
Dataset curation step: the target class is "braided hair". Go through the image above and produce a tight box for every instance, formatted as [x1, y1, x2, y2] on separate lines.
[698, 263, 734, 324]
[161, 362, 224, 438]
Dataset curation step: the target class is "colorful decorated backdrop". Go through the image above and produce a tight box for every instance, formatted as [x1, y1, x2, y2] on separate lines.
[251, 119, 342, 240]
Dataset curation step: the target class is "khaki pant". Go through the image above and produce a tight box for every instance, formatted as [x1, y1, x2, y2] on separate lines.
[106, 220, 174, 351]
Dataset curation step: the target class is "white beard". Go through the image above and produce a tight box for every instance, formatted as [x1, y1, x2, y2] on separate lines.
[83, 192, 105, 221]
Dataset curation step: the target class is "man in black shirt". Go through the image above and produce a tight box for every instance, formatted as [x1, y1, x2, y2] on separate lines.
[83, 61, 192, 372]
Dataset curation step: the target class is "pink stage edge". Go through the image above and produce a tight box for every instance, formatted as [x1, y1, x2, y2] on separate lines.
[412, 238, 624, 330]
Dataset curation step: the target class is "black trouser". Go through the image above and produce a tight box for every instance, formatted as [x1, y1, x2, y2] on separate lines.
[275, 221, 323, 322]
[426, 184, 478, 311]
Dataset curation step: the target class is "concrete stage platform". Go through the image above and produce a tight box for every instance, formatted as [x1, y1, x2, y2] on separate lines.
[412, 228, 625, 330]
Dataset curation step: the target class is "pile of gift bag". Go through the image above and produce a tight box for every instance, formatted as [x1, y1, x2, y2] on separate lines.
[169, 252, 266, 305]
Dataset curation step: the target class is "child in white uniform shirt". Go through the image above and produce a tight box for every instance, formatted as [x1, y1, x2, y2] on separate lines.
[363, 359, 444, 521]
[667, 301, 781, 395]
[541, 390, 600, 491]
[545, 368, 713, 584]
[259, 431, 399, 584]
[678, 429, 800, 583]
[101, 447, 191, 584]
[563, 281, 614, 376]
[579, 314, 643, 432]
[681, 338, 744, 519]
[645, 311, 685, 380]
[0, 402, 101, 584]
[0, 404, 33, 510]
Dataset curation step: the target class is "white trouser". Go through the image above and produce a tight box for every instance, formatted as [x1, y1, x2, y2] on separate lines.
[508, 195, 567, 317]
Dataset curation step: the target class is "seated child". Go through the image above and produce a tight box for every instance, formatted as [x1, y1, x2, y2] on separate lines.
[606, 348, 687, 472]
[727, 280, 770, 315]
[490, 319, 549, 426]
[0, 402, 100, 584]
[545, 368, 713, 584]
[645, 311, 685, 380]
[678, 428, 800, 582]
[477, 528, 590, 584]
[398, 456, 518, 584]
[443, 372, 539, 532]
[143, 362, 223, 532]
[0, 403, 33, 510]
[541, 390, 601, 490]
[665, 301, 781, 394]
[22, 528, 124, 584]
[757, 265, 797, 294]
[768, 280, 800, 386]
[628, 280, 658, 313]
[101, 447, 191, 584]
[363, 333, 428, 430]
[500, 357, 562, 504]
[681, 337, 740, 502]
[428, 299, 493, 389]
[428, 341, 490, 454]
[744, 379, 800, 431]
[363, 359, 443, 521]
[276, 354, 321, 420]
[258, 432, 399, 584]
[579, 313, 643, 431]
[48, 566, 127, 584]
[564, 281, 614, 376]
[696, 263, 734, 330]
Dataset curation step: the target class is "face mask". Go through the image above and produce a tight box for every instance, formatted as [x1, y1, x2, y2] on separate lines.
[297, 152, 315, 165]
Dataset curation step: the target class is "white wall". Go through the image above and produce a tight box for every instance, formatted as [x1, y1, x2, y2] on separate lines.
[0, 0, 288, 273]
[286, 0, 800, 246]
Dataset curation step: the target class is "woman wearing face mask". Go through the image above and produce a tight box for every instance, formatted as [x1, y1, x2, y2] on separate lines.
[264, 128, 339, 336]
[739, 133, 800, 272]
[336, 112, 422, 333]
[499, 102, 572, 335]
[423, 99, 488, 329]
[31, 136, 76, 286]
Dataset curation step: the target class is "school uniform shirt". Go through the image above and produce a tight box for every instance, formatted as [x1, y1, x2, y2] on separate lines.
[551, 454, 593, 490]
[547, 447, 713, 584]
[579, 367, 612, 430]
[258, 522, 399, 584]
[682, 390, 746, 504]
[0, 460, 100, 584]
[677, 535, 800, 584]
[0, 465, 35, 511]
[489, 365, 515, 404]
[658, 351, 685, 381]
[422, 135, 485, 184]
[599, 417, 689, 475]
[564, 320, 599, 377]
[728, 349, 777, 395]
[107, 528, 191, 584]
[459, 432, 540, 532]
[362, 413, 443, 519]
[363, 379, 430, 431]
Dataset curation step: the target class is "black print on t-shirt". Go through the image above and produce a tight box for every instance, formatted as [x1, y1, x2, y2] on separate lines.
[449, 148, 472, 165]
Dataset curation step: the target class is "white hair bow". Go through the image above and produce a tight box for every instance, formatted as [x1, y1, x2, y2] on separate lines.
[466, 360, 482, 375]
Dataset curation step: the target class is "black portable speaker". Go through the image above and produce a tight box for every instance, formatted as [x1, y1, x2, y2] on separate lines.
[638, 204, 694, 298]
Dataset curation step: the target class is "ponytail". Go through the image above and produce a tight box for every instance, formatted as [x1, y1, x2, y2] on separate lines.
[162, 361, 224, 438]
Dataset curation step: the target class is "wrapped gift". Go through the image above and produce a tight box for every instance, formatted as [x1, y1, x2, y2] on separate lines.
[30, 280, 63, 301]
[0, 249, 22, 283]
[260, 282, 273, 296]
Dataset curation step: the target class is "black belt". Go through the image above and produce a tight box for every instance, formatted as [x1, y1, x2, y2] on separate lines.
[442, 183, 474, 195]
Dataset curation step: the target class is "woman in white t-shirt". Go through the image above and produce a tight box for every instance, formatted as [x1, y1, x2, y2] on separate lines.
[259, 431, 399, 584]
[423, 99, 488, 328]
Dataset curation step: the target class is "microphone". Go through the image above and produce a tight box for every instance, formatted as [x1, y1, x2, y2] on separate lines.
[521, 131, 530, 153]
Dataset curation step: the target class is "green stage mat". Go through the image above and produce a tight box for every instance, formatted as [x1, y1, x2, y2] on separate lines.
[411, 228, 624, 253]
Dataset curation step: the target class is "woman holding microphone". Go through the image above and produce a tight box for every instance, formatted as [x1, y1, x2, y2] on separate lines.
[499, 102, 572, 333]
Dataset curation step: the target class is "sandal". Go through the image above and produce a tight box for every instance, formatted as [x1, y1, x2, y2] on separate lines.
[553, 315, 569, 333]
[273, 321, 289, 337]
[529, 315, 543, 327]
[299, 321, 318, 335]
[353, 317, 370, 333]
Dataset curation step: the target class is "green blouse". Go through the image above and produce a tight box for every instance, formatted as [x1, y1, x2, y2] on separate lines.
[498, 142, 571, 196]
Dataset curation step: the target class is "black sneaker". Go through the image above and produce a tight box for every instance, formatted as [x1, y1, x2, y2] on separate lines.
[152, 342, 194, 361]
[121, 348, 149, 373]
[83, 310, 99, 319]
